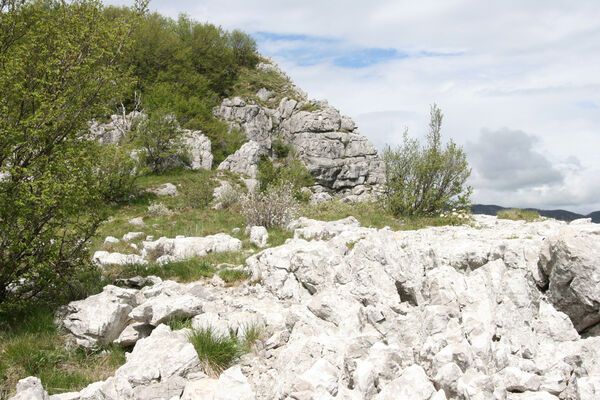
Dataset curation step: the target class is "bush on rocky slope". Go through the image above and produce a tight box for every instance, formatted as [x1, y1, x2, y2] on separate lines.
[383, 104, 472, 217]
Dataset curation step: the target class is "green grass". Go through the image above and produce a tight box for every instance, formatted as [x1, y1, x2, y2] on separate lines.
[297, 102, 322, 112]
[231, 66, 301, 106]
[188, 328, 246, 376]
[218, 269, 251, 286]
[497, 208, 540, 222]
[167, 315, 193, 331]
[301, 200, 470, 231]
[104, 258, 217, 283]
[0, 306, 125, 398]
[188, 322, 265, 376]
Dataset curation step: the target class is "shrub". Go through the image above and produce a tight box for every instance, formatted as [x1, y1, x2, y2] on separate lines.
[182, 178, 214, 209]
[272, 138, 292, 159]
[133, 110, 188, 173]
[96, 144, 140, 204]
[383, 104, 472, 217]
[257, 155, 314, 201]
[217, 184, 241, 209]
[497, 209, 540, 222]
[241, 186, 299, 228]
[147, 202, 173, 217]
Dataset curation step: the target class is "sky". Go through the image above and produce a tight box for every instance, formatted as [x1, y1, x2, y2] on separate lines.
[108, 0, 600, 213]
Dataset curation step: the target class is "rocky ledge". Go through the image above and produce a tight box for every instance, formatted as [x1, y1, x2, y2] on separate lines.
[11, 216, 600, 400]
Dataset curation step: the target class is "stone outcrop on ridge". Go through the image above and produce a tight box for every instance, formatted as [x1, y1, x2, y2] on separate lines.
[19, 215, 600, 400]
[214, 60, 385, 199]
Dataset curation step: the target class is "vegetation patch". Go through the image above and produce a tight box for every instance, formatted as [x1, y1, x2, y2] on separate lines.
[0, 306, 125, 397]
[231, 66, 301, 105]
[188, 328, 246, 376]
[497, 209, 540, 222]
[218, 269, 251, 286]
[298, 102, 323, 112]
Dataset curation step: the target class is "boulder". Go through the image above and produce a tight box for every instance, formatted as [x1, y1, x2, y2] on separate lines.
[213, 366, 255, 400]
[542, 228, 600, 331]
[122, 232, 144, 242]
[92, 251, 147, 267]
[142, 233, 242, 262]
[60, 285, 138, 348]
[249, 226, 268, 247]
[217, 141, 266, 178]
[129, 291, 204, 326]
[181, 130, 213, 170]
[114, 324, 200, 387]
[148, 182, 179, 196]
[9, 377, 49, 400]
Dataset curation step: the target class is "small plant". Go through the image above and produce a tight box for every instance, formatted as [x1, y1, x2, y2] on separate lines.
[272, 138, 292, 159]
[298, 102, 322, 112]
[167, 315, 193, 330]
[257, 155, 314, 201]
[188, 328, 245, 376]
[241, 186, 299, 228]
[147, 202, 173, 217]
[497, 209, 540, 222]
[218, 269, 250, 286]
[240, 322, 265, 352]
[182, 179, 214, 209]
[217, 184, 241, 209]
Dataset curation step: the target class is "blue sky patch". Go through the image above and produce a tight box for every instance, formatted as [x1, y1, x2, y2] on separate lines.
[575, 100, 599, 110]
[253, 31, 457, 69]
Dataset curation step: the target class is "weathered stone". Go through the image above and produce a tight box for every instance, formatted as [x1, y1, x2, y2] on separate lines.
[10, 377, 49, 400]
[129, 292, 204, 326]
[114, 321, 153, 346]
[213, 365, 255, 400]
[217, 141, 267, 178]
[60, 285, 138, 348]
[181, 130, 213, 170]
[148, 182, 179, 196]
[122, 232, 144, 242]
[249, 226, 268, 248]
[92, 251, 147, 267]
[142, 234, 242, 262]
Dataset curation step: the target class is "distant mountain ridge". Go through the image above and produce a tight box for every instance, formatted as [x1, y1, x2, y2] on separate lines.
[471, 204, 600, 223]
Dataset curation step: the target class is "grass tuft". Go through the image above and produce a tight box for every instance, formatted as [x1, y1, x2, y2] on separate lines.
[497, 208, 540, 222]
[218, 269, 250, 286]
[167, 315, 193, 330]
[188, 328, 245, 376]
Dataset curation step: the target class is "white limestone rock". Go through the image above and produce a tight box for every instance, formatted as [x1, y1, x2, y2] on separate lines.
[249, 226, 268, 248]
[60, 285, 138, 348]
[374, 365, 435, 400]
[122, 232, 144, 242]
[129, 292, 204, 326]
[217, 140, 267, 178]
[142, 233, 242, 262]
[149, 182, 179, 196]
[181, 130, 213, 170]
[10, 377, 49, 400]
[213, 365, 255, 400]
[114, 321, 153, 346]
[114, 324, 200, 387]
[104, 236, 120, 245]
[92, 251, 147, 267]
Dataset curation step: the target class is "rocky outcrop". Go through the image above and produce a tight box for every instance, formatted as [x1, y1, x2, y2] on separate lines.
[89, 112, 213, 170]
[20, 216, 600, 399]
[214, 60, 385, 198]
[217, 140, 266, 178]
[141, 233, 242, 264]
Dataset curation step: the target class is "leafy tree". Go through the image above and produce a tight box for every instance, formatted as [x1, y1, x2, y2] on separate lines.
[383, 104, 472, 216]
[132, 110, 188, 173]
[0, 0, 146, 311]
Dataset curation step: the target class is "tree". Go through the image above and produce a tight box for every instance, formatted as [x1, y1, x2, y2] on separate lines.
[382, 104, 472, 216]
[0, 0, 146, 311]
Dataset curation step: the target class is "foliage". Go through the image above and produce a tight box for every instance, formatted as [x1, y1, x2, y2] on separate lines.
[383, 104, 472, 217]
[257, 155, 314, 201]
[0, 0, 145, 311]
[104, 258, 216, 283]
[188, 328, 246, 376]
[231, 65, 301, 105]
[96, 144, 141, 203]
[147, 202, 173, 217]
[167, 315, 193, 330]
[132, 110, 188, 173]
[272, 138, 292, 159]
[241, 186, 299, 228]
[497, 209, 540, 222]
[298, 102, 323, 112]
[218, 269, 250, 286]
[181, 177, 214, 209]
[108, 9, 259, 164]
[216, 184, 242, 209]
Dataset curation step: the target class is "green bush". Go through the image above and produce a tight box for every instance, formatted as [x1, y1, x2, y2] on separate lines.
[272, 138, 292, 159]
[0, 0, 145, 312]
[257, 155, 314, 201]
[383, 104, 472, 217]
[181, 178, 214, 209]
[133, 110, 188, 173]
